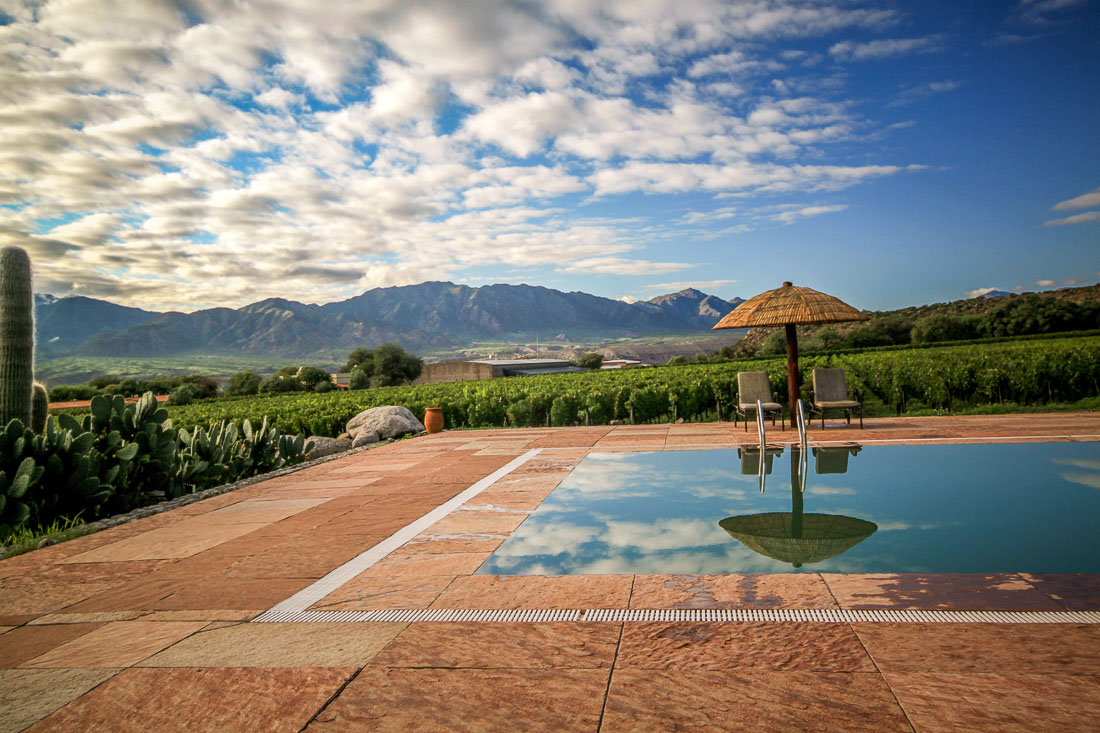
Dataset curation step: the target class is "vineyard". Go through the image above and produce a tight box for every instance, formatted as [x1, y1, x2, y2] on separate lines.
[61, 336, 1100, 437]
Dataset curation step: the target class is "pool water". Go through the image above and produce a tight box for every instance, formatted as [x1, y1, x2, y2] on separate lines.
[477, 442, 1100, 575]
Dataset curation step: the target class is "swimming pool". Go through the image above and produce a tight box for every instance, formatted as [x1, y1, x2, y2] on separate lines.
[477, 442, 1100, 575]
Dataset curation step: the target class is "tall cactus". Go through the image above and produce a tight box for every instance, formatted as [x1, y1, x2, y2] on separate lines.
[32, 382, 48, 433]
[0, 246, 35, 427]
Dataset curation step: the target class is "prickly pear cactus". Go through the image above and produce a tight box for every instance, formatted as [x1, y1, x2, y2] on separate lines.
[0, 246, 35, 427]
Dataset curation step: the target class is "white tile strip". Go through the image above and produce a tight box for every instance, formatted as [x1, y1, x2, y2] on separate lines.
[252, 608, 1100, 624]
[262, 448, 544, 615]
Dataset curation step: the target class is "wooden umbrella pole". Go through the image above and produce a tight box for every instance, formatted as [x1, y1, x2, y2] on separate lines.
[785, 322, 800, 413]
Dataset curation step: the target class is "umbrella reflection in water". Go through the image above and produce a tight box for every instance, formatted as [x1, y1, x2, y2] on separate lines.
[720, 444, 877, 568]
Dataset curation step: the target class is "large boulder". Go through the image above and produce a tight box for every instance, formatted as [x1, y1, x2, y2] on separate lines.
[346, 406, 424, 441]
[305, 436, 352, 459]
[352, 430, 381, 448]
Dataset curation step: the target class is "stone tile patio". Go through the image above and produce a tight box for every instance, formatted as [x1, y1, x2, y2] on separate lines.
[1, 412, 1098, 731]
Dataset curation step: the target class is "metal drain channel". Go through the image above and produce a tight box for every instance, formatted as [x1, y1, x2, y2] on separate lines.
[253, 608, 1100, 624]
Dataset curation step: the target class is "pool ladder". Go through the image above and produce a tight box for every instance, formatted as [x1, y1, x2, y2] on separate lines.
[753, 400, 809, 493]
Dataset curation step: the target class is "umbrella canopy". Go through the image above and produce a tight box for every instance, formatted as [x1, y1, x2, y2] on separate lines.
[713, 282, 868, 412]
[719, 512, 878, 567]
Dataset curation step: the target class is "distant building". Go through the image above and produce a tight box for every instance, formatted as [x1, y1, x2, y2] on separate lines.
[601, 359, 646, 369]
[414, 358, 584, 385]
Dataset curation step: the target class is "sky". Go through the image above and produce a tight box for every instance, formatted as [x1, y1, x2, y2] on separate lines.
[2, 0, 1098, 313]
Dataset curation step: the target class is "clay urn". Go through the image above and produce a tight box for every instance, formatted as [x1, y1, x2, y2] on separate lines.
[424, 407, 444, 434]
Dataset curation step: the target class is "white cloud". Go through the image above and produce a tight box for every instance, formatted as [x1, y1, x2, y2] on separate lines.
[966, 287, 1002, 298]
[0, 0, 932, 310]
[888, 81, 961, 107]
[1052, 186, 1100, 211]
[830, 36, 943, 61]
[1043, 211, 1100, 227]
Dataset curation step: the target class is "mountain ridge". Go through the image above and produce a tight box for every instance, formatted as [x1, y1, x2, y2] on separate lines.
[34, 281, 745, 360]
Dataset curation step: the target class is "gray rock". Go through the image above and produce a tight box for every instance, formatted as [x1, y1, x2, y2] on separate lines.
[306, 436, 352, 459]
[346, 406, 425, 441]
[351, 430, 381, 448]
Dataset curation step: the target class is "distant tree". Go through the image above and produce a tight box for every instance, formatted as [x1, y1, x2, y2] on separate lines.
[348, 367, 371, 390]
[313, 380, 334, 393]
[344, 348, 374, 373]
[296, 366, 331, 390]
[575, 353, 603, 369]
[226, 370, 262, 396]
[911, 315, 981, 344]
[166, 384, 197, 406]
[344, 343, 422, 388]
[666, 355, 687, 365]
[261, 366, 305, 393]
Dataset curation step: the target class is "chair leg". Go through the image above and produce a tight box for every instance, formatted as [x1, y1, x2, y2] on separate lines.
[858, 409, 863, 429]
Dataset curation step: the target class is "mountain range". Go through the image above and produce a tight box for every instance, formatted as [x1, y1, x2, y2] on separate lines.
[34, 282, 745, 360]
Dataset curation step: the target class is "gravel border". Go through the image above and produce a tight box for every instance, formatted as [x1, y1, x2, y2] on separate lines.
[0, 433, 422, 560]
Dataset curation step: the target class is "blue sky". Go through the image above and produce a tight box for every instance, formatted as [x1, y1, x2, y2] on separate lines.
[1, 0, 1097, 312]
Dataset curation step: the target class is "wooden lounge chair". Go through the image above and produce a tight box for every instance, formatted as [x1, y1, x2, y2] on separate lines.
[734, 371, 784, 432]
[810, 368, 863, 429]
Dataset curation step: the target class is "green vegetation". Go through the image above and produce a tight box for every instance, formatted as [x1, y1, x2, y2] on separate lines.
[1, 393, 313, 544]
[35, 354, 296, 387]
[735, 290, 1100, 358]
[575, 353, 604, 369]
[96, 335, 1097, 437]
[345, 343, 423, 388]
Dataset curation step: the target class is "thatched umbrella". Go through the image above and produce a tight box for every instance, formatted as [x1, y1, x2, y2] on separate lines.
[712, 282, 868, 412]
[719, 447, 877, 568]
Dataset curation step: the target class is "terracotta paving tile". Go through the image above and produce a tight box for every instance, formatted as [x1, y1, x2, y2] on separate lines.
[431, 574, 633, 609]
[199, 497, 329, 524]
[148, 577, 312, 611]
[23, 621, 206, 668]
[398, 534, 506, 554]
[371, 622, 619, 669]
[28, 666, 355, 733]
[142, 609, 260, 622]
[62, 581, 179, 611]
[823, 573, 1064, 610]
[489, 476, 564, 492]
[425, 509, 529, 535]
[885, 672, 1100, 732]
[0, 560, 169, 621]
[602, 669, 911, 732]
[0, 623, 103, 668]
[0, 668, 118, 733]
[467, 490, 553, 510]
[1020, 573, 1100, 610]
[310, 575, 458, 611]
[221, 532, 380, 579]
[854, 623, 1100, 674]
[617, 621, 874, 671]
[306, 668, 609, 732]
[0, 627, 12, 636]
[362, 551, 491, 577]
[630, 573, 839, 609]
[141, 621, 405, 667]
[27, 611, 148, 625]
[58, 521, 270, 563]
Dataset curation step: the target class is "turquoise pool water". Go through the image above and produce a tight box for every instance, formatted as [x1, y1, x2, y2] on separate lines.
[477, 442, 1100, 575]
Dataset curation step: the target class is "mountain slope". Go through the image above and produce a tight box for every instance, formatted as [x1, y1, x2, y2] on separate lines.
[44, 281, 745, 360]
[35, 295, 160, 353]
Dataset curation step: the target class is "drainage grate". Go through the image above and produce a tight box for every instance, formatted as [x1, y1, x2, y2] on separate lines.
[252, 608, 1100, 624]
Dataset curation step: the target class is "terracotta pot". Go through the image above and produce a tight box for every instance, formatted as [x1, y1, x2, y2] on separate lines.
[424, 407, 444, 434]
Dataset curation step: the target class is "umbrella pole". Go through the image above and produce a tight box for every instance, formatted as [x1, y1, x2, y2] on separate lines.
[785, 322, 800, 416]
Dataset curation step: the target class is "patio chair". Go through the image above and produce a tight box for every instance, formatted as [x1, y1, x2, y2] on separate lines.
[812, 444, 862, 474]
[738, 445, 784, 475]
[734, 371, 784, 432]
[809, 368, 863, 429]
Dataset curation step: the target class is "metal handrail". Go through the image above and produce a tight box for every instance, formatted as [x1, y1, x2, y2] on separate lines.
[755, 399, 767, 492]
[795, 399, 808, 454]
[755, 399, 766, 453]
